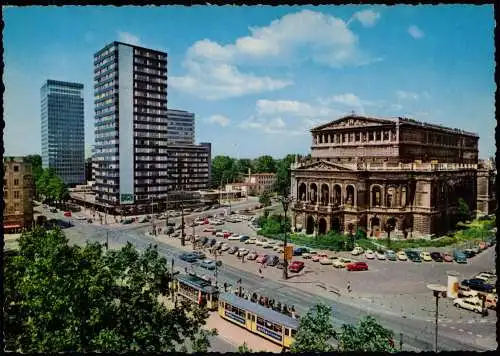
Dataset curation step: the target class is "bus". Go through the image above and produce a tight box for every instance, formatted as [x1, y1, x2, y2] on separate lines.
[218, 293, 299, 349]
[174, 273, 219, 311]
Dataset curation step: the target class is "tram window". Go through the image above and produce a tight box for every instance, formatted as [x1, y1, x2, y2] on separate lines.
[291, 329, 297, 337]
[251, 315, 255, 322]
[257, 317, 264, 326]
[247, 313, 251, 320]
[285, 329, 290, 337]
[274, 324, 282, 333]
[224, 302, 231, 310]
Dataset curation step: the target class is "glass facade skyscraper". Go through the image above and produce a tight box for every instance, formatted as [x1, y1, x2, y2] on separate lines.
[40, 80, 85, 186]
[166, 109, 195, 145]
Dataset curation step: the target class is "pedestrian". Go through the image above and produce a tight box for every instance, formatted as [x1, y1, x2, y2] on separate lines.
[184, 266, 188, 274]
[291, 305, 296, 319]
[277, 301, 282, 312]
[347, 280, 352, 293]
[242, 254, 245, 263]
[224, 282, 228, 292]
[259, 268, 263, 278]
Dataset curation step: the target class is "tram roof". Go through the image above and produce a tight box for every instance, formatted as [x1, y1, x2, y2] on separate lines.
[176, 274, 219, 294]
[220, 293, 300, 329]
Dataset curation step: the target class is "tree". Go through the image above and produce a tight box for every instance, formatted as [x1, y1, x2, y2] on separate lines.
[259, 192, 271, 207]
[337, 316, 395, 352]
[236, 159, 254, 176]
[290, 303, 337, 352]
[211, 156, 238, 187]
[237, 342, 253, 353]
[384, 217, 396, 249]
[254, 155, 276, 173]
[273, 154, 296, 195]
[4, 228, 212, 352]
[26, 154, 43, 186]
[457, 198, 471, 223]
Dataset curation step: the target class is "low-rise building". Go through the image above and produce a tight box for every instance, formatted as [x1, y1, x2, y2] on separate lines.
[3, 157, 34, 232]
[245, 173, 276, 195]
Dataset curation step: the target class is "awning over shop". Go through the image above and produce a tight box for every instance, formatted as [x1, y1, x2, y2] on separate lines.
[4, 224, 22, 229]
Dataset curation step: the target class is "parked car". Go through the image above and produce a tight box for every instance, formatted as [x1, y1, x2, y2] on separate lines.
[333, 258, 352, 268]
[256, 238, 268, 246]
[192, 251, 206, 260]
[320, 256, 337, 265]
[256, 254, 269, 264]
[293, 247, 310, 256]
[453, 297, 488, 314]
[302, 250, 317, 259]
[273, 242, 285, 251]
[462, 279, 495, 293]
[385, 250, 397, 261]
[475, 272, 496, 282]
[223, 232, 232, 239]
[237, 248, 249, 257]
[199, 259, 217, 270]
[405, 250, 421, 262]
[220, 243, 230, 251]
[397, 251, 408, 261]
[267, 255, 280, 266]
[203, 227, 216, 232]
[245, 237, 257, 244]
[485, 294, 497, 310]
[430, 252, 443, 262]
[228, 234, 240, 241]
[228, 246, 239, 254]
[442, 252, 454, 262]
[453, 250, 467, 264]
[239, 235, 250, 242]
[179, 253, 198, 263]
[420, 251, 433, 262]
[247, 251, 258, 260]
[289, 261, 305, 273]
[313, 253, 328, 262]
[462, 249, 476, 259]
[458, 286, 479, 298]
[351, 246, 364, 256]
[364, 250, 375, 260]
[215, 232, 224, 238]
[346, 261, 369, 271]
[63, 211, 72, 217]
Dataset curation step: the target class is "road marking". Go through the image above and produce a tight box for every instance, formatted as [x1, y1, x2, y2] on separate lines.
[476, 334, 482, 338]
[467, 331, 473, 335]
[458, 328, 464, 332]
[466, 320, 475, 324]
[449, 326, 456, 330]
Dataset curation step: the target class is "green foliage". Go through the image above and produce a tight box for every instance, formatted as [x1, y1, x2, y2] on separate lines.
[273, 154, 296, 195]
[258, 192, 272, 207]
[4, 228, 211, 352]
[237, 342, 254, 353]
[337, 316, 395, 352]
[290, 303, 337, 352]
[25, 154, 43, 183]
[211, 156, 239, 186]
[256, 214, 291, 236]
[254, 155, 276, 173]
[235, 159, 254, 175]
[35, 168, 68, 204]
[190, 328, 218, 353]
[457, 198, 471, 223]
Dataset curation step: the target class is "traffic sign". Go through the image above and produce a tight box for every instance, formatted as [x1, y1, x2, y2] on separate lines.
[284, 245, 293, 261]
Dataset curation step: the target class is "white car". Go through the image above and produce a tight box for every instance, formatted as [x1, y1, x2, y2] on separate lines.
[453, 297, 487, 313]
[256, 238, 268, 246]
[247, 251, 258, 260]
[302, 250, 317, 259]
[74, 215, 87, 221]
[262, 241, 275, 248]
[227, 234, 241, 241]
[475, 272, 496, 281]
[237, 248, 249, 257]
[333, 258, 352, 268]
[351, 246, 364, 256]
[364, 250, 375, 259]
[375, 251, 386, 260]
[319, 256, 338, 265]
[245, 237, 257, 244]
[458, 287, 479, 298]
[220, 243, 230, 251]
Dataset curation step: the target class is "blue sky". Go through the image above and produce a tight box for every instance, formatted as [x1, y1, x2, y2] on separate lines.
[3, 5, 495, 159]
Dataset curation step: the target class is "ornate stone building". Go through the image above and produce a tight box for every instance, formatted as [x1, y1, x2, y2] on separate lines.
[290, 115, 496, 238]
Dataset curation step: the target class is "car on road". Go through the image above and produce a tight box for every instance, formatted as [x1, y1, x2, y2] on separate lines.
[420, 251, 432, 262]
[453, 297, 488, 314]
[312, 252, 328, 262]
[364, 250, 375, 259]
[220, 243, 230, 252]
[255, 238, 268, 246]
[453, 250, 467, 264]
[237, 248, 249, 257]
[179, 253, 198, 263]
[262, 240, 274, 248]
[199, 259, 217, 270]
[203, 227, 216, 232]
[138, 216, 150, 223]
[245, 237, 257, 244]
[430, 252, 444, 262]
[346, 261, 369, 271]
[462, 279, 495, 293]
[320, 256, 337, 265]
[442, 252, 454, 262]
[247, 251, 258, 260]
[74, 215, 86, 221]
[397, 251, 408, 261]
[375, 251, 386, 260]
[228, 246, 239, 254]
[267, 255, 280, 266]
[256, 254, 269, 264]
[192, 251, 206, 260]
[239, 235, 250, 242]
[385, 250, 397, 261]
[462, 249, 476, 259]
[351, 246, 364, 256]
[227, 234, 241, 241]
[63, 211, 72, 217]
[289, 261, 305, 273]
[405, 250, 421, 262]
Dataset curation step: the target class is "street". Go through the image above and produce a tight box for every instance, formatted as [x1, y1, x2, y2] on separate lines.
[34, 203, 497, 352]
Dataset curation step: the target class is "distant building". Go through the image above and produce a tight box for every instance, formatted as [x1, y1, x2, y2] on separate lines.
[166, 142, 211, 191]
[40, 79, 85, 186]
[167, 109, 195, 145]
[3, 157, 34, 232]
[245, 173, 277, 195]
[85, 157, 93, 182]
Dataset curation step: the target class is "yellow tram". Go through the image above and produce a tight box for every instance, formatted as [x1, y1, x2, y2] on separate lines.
[174, 273, 219, 311]
[218, 293, 299, 349]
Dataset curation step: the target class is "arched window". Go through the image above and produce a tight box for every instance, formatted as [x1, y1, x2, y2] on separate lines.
[346, 185, 355, 205]
[321, 184, 329, 205]
[298, 183, 307, 201]
[386, 187, 395, 208]
[333, 185, 342, 205]
[310, 183, 318, 203]
[401, 186, 407, 207]
[372, 186, 382, 207]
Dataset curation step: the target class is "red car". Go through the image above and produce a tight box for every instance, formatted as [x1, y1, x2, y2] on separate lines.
[346, 262, 368, 271]
[442, 253, 454, 262]
[223, 232, 231, 238]
[256, 254, 269, 264]
[63, 211, 72, 217]
[288, 261, 305, 273]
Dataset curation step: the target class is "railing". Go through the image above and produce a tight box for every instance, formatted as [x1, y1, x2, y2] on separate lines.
[291, 161, 478, 171]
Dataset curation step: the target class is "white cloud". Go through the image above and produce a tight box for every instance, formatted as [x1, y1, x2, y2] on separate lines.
[350, 9, 381, 28]
[239, 116, 294, 135]
[117, 31, 141, 46]
[408, 25, 425, 39]
[171, 9, 379, 100]
[205, 114, 231, 127]
[256, 99, 332, 117]
[396, 90, 430, 100]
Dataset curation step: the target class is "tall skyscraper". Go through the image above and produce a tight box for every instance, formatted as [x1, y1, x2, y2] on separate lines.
[93, 41, 168, 207]
[40, 80, 85, 186]
[166, 109, 195, 145]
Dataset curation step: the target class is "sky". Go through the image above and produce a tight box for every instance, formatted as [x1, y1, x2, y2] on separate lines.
[3, 5, 495, 159]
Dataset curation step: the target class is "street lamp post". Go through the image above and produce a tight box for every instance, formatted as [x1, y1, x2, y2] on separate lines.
[180, 201, 186, 246]
[279, 195, 293, 280]
[427, 284, 447, 352]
